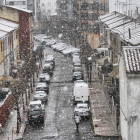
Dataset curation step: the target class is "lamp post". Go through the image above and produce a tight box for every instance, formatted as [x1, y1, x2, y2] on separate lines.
[87, 57, 92, 83]
[15, 88, 21, 133]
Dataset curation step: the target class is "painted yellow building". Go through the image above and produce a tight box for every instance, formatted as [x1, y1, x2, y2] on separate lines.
[0, 18, 19, 82]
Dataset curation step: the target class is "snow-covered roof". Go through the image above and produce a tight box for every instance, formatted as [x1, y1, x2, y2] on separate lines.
[0, 31, 8, 40]
[99, 11, 116, 20]
[112, 22, 140, 45]
[6, 5, 32, 13]
[123, 46, 140, 74]
[99, 11, 140, 45]
[0, 18, 19, 29]
[0, 24, 15, 32]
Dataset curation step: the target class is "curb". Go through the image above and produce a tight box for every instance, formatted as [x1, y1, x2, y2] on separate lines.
[21, 123, 26, 138]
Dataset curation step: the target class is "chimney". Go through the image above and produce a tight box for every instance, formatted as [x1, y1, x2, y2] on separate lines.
[129, 28, 131, 39]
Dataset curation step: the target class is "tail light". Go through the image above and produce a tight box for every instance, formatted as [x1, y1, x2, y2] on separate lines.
[86, 111, 89, 112]
[41, 114, 44, 117]
[75, 111, 79, 112]
[44, 96, 46, 98]
[28, 115, 30, 119]
[45, 87, 48, 89]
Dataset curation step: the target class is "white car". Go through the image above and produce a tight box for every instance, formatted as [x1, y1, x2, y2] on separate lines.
[73, 58, 81, 64]
[39, 73, 50, 84]
[74, 103, 90, 117]
[28, 100, 44, 111]
[33, 91, 48, 102]
[72, 53, 80, 58]
[36, 82, 49, 93]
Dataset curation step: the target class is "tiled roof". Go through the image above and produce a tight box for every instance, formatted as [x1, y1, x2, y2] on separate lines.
[123, 46, 140, 74]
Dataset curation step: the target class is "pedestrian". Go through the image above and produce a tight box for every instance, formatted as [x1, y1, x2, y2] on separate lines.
[8, 108, 10, 115]
[74, 115, 81, 131]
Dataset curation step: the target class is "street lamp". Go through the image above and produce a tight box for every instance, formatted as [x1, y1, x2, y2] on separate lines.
[14, 88, 21, 133]
[87, 57, 92, 83]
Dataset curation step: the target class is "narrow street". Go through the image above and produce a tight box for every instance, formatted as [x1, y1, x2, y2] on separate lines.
[23, 43, 95, 140]
[23, 41, 119, 140]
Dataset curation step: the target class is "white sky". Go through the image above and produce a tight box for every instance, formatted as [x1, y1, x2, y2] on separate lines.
[109, 0, 140, 15]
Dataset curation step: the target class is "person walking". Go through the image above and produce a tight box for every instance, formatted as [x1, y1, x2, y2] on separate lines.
[74, 115, 81, 131]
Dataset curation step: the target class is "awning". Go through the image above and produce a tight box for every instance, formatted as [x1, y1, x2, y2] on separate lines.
[97, 56, 108, 65]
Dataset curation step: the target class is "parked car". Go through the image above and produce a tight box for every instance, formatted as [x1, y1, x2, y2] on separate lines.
[73, 63, 81, 68]
[72, 71, 84, 82]
[73, 67, 83, 73]
[74, 103, 90, 117]
[36, 82, 49, 93]
[39, 73, 50, 84]
[72, 52, 80, 58]
[73, 58, 81, 64]
[27, 106, 44, 124]
[28, 100, 44, 110]
[42, 63, 53, 75]
[73, 82, 89, 104]
[44, 58, 55, 69]
[33, 91, 48, 102]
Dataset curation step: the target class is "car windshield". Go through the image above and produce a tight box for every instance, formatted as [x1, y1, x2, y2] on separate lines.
[74, 72, 82, 76]
[78, 106, 88, 109]
[29, 110, 41, 115]
[30, 104, 41, 108]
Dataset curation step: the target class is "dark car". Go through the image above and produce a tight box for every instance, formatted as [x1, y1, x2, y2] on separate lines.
[73, 67, 83, 73]
[27, 107, 44, 124]
[42, 63, 53, 75]
[72, 72, 84, 82]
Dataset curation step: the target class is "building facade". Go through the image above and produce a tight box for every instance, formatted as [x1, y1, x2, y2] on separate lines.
[0, 6, 34, 60]
[98, 11, 140, 134]
[27, 0, 40, 22]
[56, 0, 78, 22]
[119, 46, 140, 140]
[0, 18, 19, 81]
[77, 0, 109, 49]
[5, 0, 27, 9]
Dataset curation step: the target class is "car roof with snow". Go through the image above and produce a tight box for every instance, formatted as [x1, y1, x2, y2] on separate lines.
[76, 103, 88, 107]
[29, 100, 42, 105]
[43, 63, 51, 67]
[34, 91, 46, 94]
[36, 82, 47, 87]
[74, 82, 88, 87]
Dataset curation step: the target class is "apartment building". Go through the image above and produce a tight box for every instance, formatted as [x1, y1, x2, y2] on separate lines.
[27, 0, 40, 22]
[5, 0, 27, 9]
[0, 6, 34, 60]
[0, 18, 19, 81]
[56, 0, 78, 22]
[77, 0, 109, 49]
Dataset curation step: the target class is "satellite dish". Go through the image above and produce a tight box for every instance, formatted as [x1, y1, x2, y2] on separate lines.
[133, 12, 138, 19]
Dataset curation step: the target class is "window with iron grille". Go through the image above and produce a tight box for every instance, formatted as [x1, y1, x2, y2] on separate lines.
[81, 3, 88, 10]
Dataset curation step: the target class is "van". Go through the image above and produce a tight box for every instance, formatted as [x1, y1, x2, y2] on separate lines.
[73, 82, 89, 105]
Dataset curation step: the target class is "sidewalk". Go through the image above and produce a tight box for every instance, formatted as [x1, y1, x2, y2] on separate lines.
[0, 60, 44, 140]
[83, 63, 119, 137]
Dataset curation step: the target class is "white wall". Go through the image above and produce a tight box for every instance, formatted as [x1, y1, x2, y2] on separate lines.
[120, 55, 140, 140]
[119, 56, 128, 140]
[127, 78, 140, 140]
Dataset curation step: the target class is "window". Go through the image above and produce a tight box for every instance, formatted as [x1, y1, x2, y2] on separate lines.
[81, 3, 88, 10]
[81, 13, 88, 19]
[9, 2, 14, 5]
